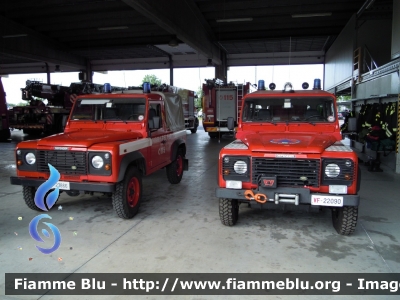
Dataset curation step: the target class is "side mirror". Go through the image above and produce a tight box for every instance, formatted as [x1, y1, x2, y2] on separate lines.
[227, 117, 234, 131]
[149, 116, 161, 129]
[153, 116, 160, 129]
[347, 117, 357, 132]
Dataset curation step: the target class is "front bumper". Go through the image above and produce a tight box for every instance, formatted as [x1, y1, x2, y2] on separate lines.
[10, 176, 115, 193]
[216, 186, 359, 207]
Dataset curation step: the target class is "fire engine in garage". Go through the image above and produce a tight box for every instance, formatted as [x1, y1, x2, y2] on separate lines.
[9, 80, 125, 135]
[10, 83, 189, 219]
[0, 77, 10, 142]
[202, 78, 255, 138]
[216, 79, 360, 235]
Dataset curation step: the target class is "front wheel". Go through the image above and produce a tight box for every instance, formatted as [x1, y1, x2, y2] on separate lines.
[166, 149, 184, 184]
[332, 206, 358, 235]
[23, 186, 41, 211]
[112, 167, 142, 219]
[219, 198, 239, 226]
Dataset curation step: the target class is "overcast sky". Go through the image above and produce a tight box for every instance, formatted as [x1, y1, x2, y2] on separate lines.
[2, 64, 323, 105]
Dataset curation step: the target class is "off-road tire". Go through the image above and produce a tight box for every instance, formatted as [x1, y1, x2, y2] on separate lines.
[219, 198, 239, 226]
[23, 186, 41, 211]
[166, 149, 184, 184]
[112, 167, 142, 219]
[332, 206, 358, 235]
[190, 118, 199, 133]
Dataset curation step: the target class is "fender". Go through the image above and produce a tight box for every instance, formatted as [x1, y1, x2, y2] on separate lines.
[170, 138, 186, 161]
[117, 151, 146, 182]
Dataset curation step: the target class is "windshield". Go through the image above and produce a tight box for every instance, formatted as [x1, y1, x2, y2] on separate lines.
[242, 96, 335, 123]
[71, 98, 146, 121]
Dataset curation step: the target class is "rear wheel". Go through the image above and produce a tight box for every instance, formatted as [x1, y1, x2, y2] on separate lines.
[166, 149, 184, 184]
[219, 198, 239, 226]
[112, 167, 142, 219]
[23, 186, 41, 211]
[190, 118, 199, 133]
[332, 206, 358, 235]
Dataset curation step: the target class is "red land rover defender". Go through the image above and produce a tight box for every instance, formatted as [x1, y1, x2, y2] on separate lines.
[217, 79, 360, 235]
[10, 85, 188, 219]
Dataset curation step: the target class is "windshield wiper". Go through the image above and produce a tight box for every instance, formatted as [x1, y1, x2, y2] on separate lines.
[249, 119, 277, 125]
[103, 116, 126, 123]
[304, 121, 316, 126]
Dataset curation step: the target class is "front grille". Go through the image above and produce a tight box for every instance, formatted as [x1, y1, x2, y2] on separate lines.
[252, 158, 320, 187]
[37, 151, 87, 175]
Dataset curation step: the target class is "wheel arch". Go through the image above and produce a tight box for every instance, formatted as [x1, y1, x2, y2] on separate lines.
[117, 151, 146, 182]
[170, 139, 186, 161]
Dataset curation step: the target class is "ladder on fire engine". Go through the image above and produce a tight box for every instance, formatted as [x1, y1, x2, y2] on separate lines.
[237, 84, 244, 121]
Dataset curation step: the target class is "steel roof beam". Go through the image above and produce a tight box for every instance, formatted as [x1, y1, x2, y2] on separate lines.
[121, 0, 221, 64]
[0, 15, 86, 70]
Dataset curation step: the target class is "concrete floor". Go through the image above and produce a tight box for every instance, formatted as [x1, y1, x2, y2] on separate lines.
[1, 126, 400, 300]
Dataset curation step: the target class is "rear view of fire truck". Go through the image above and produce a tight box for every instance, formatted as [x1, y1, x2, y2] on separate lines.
[9, 80, 125, 135]
[202, 79, 255, 138]
[9, 80, 71, 135]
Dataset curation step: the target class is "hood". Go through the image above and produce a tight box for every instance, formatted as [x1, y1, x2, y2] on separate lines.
[242, 132, 337, 153]
[37, 130, 143, 148]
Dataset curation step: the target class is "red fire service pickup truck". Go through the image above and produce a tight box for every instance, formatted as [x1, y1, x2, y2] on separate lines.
[216, 79, 360, 235]
[10, 84, 188, 219]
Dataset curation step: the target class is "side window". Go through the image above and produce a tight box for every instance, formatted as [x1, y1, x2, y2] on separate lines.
[242, 102, 253, 121]
[149, 102, 163, 129]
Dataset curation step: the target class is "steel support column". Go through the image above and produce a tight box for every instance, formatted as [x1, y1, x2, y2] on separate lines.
[169, 55, 173, 86]
[215, 52, 227, 82]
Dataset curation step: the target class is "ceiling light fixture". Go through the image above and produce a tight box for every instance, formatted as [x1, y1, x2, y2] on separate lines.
[216, 17, 253, 23]
[168, 37, 179, 48]
[2, 34, 28, 38]
[291, 12, 332, 18]
[97, 26, 129, 31]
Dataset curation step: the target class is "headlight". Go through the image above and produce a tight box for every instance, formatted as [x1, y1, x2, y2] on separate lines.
[25, 153, 36, 165]
[91, 156, 104, 169]
[234, 161, 247, 174]
[325, 163, 340, 177]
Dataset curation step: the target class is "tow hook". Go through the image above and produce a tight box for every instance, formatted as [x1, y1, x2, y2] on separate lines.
[244, 190, 268, 204]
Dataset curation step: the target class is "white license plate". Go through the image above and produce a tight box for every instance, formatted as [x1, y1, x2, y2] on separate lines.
[311, 195, 343, 207]
[52, 181, 70, 190]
